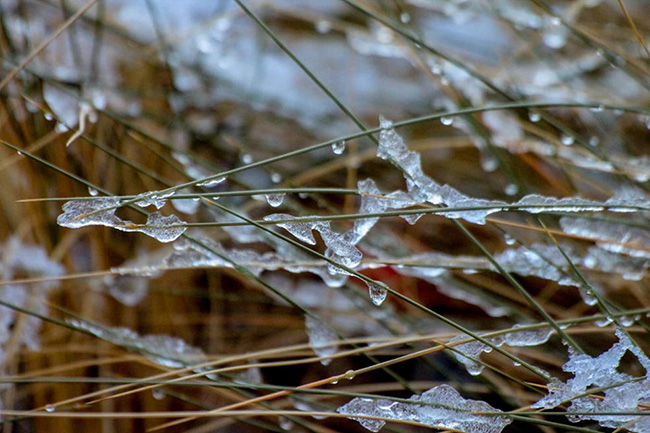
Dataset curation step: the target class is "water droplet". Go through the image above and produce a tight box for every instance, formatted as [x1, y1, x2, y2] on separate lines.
[440, 77, 450, 86]
[270, 172, 282, 183]
[400, 13, 411, 23]
[440, 116, 453, 126]
[366, 281, 388, 306]
[504, 183, 518, 196]
[331, 140, 346, 155]
[266, 193, 285, 207]
[513, 361, 521, 366]
[88, 187, 98, 196]
[197, 176, 226, 187]
[152, 389, 165, 400]
[589, 104, 605, 112]
[588, 136, 600, 147]
[315, 20, 331, 34]
[504, 235, 516, 245]
[45, 404, 55, 412]
[619, 315, 635, 327]
[550, 17, 561, 25]
[55, 122, 69, 133]
[595, 317, 612, 327]
[332, 379, 339, 384]
[560, 134, 575, 146]
[44, 112, 53, 121]
[241, 153, 253, 164]
[344, 369, 356, 380]
[481, 155, 498, 172]
[279, 416, 294, 431]
[528, 111, 541, 122]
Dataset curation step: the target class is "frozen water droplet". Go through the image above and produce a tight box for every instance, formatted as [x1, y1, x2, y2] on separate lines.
[45, 112, 53, 121]
[588, 136, 600, 147]
[344, 370, 356, 380]
[366, 281, 388, 306]
[331, 140, 346, 155]
[88, 187, 98, 196]
[152, 389, 165, 400]
[440, 116, 454, 126]
[400, 12, 411, 23]
[504, 235, 516, 245]
[241, 153, 253, 164]
[561, 135, 575, 146]
[45, 404, 55, 412]
[528, 111, 541, 122]
[265, 193, 285, 207]
[197, 176, 226, 187]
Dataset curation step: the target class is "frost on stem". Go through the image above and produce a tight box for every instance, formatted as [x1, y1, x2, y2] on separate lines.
[305, 315, 339, 366]
[57, 198, 187, 243]
[67, 318, 206, 368]
[534, 329, 650, 432]
[337, 384, 512, 433]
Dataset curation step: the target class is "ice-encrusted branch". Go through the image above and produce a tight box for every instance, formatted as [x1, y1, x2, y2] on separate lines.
[337, 384, 512, 433]
[377, 116, 650, 225]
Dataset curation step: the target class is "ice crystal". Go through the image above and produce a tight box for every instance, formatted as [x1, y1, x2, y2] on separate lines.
[337, 384, 512, 433]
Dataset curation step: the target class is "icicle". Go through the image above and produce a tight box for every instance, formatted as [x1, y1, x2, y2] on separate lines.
[264, 214, 317, 245]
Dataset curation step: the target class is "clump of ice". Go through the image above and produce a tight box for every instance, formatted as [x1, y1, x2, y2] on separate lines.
[337, 384, 512, 433]
[57, 198, 187, 243]
[533, 329, 650, 432]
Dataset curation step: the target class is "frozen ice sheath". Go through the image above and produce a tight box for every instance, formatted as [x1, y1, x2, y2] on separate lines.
[57, 197, 187, 242]
[337, 384, 512, 433]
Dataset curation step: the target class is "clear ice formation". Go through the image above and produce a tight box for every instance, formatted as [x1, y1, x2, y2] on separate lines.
[337, 384, 512, 433]
[533, 329, 650, 432]
[305, 315, 339, 365]
[450, 325, 553, 376]
[67, 318, 206, 368]
[57, 197, 187, 243]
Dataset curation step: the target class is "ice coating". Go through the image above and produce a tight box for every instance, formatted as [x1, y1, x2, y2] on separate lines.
[134, 190, 175, 209]
[67, 318, 206, 368]
[560, 216, 650, 259]
[57, 198, 187, 242]
[305, 315, 338, 366]
[377, 117, 650, 225]
[533, 329, 650, 432]
[504, 324, 553, 347]
[263, 214, 317, 245]
[337, 384, 512, 433]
